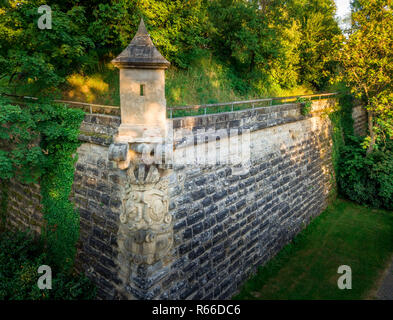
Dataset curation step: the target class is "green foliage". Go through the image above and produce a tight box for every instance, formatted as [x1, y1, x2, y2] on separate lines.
[207, 0, 340, 94]
[329, 93, 355, 176]
[166, 52, 253, 107]
[337, 93, 356, 137]
[88, 0, 211, 68]
[0, 97, 85, 270]
[38, 104, 84, 270]
[329, 92, 393, 210]
[336, 0, 393, 152]
[0, 1, 94, 94]
[0, 182, 7, 230]
[208, 0, 278, 75]
[0, 101, 40, 182]
[292, 0, 341, 90]
[337, 136, 393, 210]
[0, 231, 96, 300]
[0, 99, 48, 183]
[296, 97, 312, 116]
[1, 0, 342, 99]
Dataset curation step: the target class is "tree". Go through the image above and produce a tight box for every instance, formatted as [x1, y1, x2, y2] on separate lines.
[208, 0, 296, 94]
[338, 0, 393, 153]
[0, 0, 344, 98]
[88, 0, 211, 68]
[287, 0, 341, 90]
[0, 1, 94, 95]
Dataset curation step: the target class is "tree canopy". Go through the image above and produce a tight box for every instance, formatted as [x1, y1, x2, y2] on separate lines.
[0, 0, 342, 97]
[337, 0, 393, 152]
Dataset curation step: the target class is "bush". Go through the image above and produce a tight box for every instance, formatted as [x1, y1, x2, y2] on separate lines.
[296, 97, 312, 116]
[0, 231, 96, 300]
[337, 136, 393, 210]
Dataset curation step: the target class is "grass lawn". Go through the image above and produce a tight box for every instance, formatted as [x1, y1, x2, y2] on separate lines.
[233, 199, 393, 300]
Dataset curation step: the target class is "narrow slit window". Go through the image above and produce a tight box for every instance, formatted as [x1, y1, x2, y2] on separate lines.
[140, 84, 145, 96]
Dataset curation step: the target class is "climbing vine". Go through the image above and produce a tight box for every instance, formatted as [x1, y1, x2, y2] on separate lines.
[0, 182, 8, 231]
[296, 97, 312, 116]
[329, 93, 355, 175]
[328, 92, 393, 210]
[0, 97, 85, 270]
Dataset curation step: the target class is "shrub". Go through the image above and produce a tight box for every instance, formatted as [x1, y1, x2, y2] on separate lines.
[0, 231, 96, 300]
[296, 97, 312, 116]
[337, 136, 393, 210]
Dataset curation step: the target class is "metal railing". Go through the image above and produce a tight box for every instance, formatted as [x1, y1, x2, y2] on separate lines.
[1, 93, 121, 116]
[2, 92, 338, 118]
[53, 99, 120, 115]
[167, 92, 338, 118]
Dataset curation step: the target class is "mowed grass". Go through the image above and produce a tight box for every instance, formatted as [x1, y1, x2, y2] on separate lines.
[233, 199, 393, 300]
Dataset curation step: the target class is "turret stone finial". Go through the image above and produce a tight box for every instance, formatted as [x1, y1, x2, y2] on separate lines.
[111, 18, 170, 69]
[136, 17, 148, 35]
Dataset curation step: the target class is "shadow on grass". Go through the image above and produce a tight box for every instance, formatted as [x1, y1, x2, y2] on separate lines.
[233, 199, 393, 300]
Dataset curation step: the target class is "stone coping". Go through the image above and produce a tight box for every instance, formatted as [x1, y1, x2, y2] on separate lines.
[78, 100, 334, 147]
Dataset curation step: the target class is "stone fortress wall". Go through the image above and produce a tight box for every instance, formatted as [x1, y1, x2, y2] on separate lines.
[1, 19, 369, 300]
[352, 106, 367, 136]
[2, 98, 357, 299]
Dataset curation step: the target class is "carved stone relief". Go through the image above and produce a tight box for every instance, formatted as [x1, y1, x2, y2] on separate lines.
[109, 142, 173, 268]
[120, 164, 173, 265]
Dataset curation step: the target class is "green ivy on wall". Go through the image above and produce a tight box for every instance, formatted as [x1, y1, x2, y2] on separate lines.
[0, 97, 85, 271]
[296, 97, 312, 116]
[0, 182, 8, 231]
[329, 93, 355, 175]
[327, 92, 393, 210]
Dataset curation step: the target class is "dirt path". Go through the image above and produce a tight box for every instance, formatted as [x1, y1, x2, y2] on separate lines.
[372, 256, 393, 300]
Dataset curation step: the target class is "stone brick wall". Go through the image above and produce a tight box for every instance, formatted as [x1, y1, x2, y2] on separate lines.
[1, 179, 43, 234]
[172, 103, 304, 136]
[352, 106, 367, 136]
[1, 99, 343, 300]
[157, 103, 334, 300]
[70, 101, 335, 300]
[72, 114, 127, 299]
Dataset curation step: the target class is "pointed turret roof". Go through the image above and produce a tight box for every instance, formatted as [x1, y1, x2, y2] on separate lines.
[112, 18, 170, 69]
